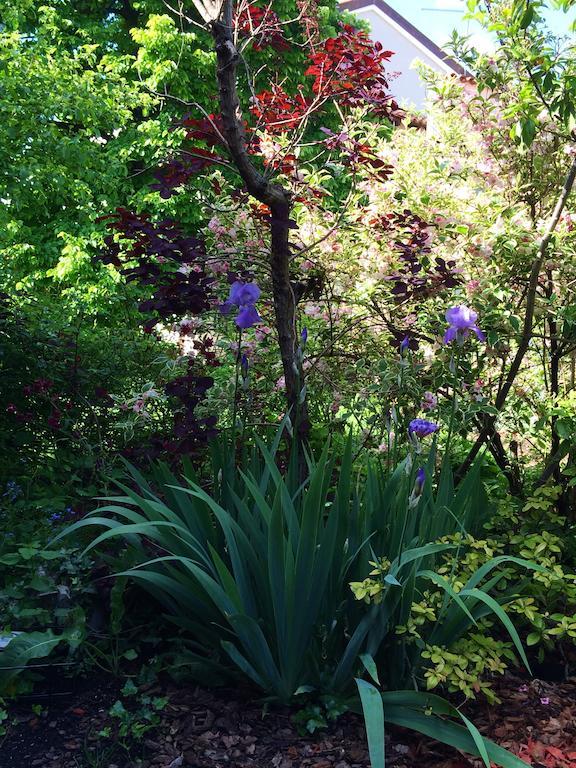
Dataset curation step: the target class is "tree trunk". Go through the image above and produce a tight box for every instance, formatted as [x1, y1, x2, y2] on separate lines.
[546, 269, 561, 481]
[211, 2, 308, 437]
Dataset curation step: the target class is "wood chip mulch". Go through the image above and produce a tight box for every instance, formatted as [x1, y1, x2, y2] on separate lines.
[1, 671, 575, 768]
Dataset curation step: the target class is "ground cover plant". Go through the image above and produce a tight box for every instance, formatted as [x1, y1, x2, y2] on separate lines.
[2, 0, 576, 766]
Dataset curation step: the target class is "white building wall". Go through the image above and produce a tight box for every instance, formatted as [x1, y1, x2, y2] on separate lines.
[352, 7, 454, 111]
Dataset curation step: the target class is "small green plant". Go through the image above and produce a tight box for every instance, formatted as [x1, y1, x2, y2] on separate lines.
[421, 634, 516, 704]
[99, 685, 168, 756]
[292, 695, 349, 735]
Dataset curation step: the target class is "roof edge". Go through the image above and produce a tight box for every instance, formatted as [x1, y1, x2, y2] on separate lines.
[339, 0, 470, 77]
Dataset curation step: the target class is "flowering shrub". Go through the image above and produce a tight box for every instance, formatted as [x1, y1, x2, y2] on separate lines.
[4, 3, 576, 767]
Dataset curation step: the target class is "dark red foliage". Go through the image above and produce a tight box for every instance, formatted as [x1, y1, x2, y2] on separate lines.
[321, 128, 394, 182]
[146, 113, 230, 198]
[193, 335, 219, 368]
[305, 24, 396, 115]
[151, 114, 264, 198]
[151, 150, 223, 199]
[97, 209, 218, 461]
[99, 209, 212, 332]
[250, 23, 397, 135]
[24, 378, 54, 396]
[180, 114, 225, 147]
[237, 3, 291, 52]
[250, 85, 311, 134]
[47, 409, 62, 430]
[375, 210, 461, 301]
[110, 218, 205, 263]
[162, 360, 218, 455]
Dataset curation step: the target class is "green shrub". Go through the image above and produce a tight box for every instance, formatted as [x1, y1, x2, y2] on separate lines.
[57, 431, 540, 768]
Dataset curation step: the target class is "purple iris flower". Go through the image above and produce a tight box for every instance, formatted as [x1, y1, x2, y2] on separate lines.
[408, 419, 439, 438]
[230, 281, 260, 306]
[236, 305, 261, 329]
[443, 305, 485, 344]
[399, 336, 410, 356]
[220, 281, 262, 329]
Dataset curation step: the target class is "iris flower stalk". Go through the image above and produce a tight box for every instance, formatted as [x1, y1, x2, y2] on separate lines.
[442, 305, 484, 452]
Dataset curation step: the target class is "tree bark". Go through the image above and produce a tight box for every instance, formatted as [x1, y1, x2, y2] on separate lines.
[479, 418, 522, 495]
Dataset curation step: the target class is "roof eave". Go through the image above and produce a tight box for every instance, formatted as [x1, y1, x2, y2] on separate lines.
[339, 0, 472, 77]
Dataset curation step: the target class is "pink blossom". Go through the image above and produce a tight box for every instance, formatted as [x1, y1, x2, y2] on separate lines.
[304, 304, 323, 319]
[275, 376, 285, 391]
[471, 379, 484, 402]
[207, 260, 229, 275]
[207, 216, 227, 237]
[330, 393, 342, 414]
[476, 160, 495, 175]
[260, 135, 282, 164]
[540, 697, 550, 705]
[255, 325, 272, 341]
[422, 391, 438, 411]
[466, 280, 481, 295]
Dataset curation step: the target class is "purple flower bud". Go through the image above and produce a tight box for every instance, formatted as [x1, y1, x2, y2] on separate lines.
[408, 418, 439, 438]
[399, 336, 410, 356]
[414, 467, 425, 495]
[409, 467, 426, 508]
[241, 354, 249, 377]
[301, 327, 308, 345]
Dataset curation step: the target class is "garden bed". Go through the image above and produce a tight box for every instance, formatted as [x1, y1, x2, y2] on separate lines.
[2, 670, 575, 768]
